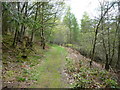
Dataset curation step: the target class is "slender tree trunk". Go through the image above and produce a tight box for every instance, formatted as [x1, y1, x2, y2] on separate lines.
[107, 11, 111, 67]
[23, 2, 28, 36]
[12, 2, 20, 47]
[12, 26, 18, 47]
[19, 25, 24, 41]
[105, 54, 109, 70]
[41, 2, 45, 49]
[19, 2, 26, 42]
[116, 1, 120, 68]
[102, 36, 109, 70]
[106, 4, 110, 70]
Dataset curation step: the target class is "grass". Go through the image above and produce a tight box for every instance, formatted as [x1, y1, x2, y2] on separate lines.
[29, 45, 68, 88]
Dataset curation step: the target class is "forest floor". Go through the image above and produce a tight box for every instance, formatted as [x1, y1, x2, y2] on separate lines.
[2, 37, 120, 88]
[64, 47, 120, 88]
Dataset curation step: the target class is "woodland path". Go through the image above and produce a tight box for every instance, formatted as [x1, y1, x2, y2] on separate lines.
[30, 45, 69, 88]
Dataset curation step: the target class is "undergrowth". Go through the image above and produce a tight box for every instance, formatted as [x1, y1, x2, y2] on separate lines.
[2, 34, 46, 87]
[65, 57, 120, 88]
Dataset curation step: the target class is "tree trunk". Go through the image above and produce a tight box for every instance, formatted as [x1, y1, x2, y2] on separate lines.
[116, 1, 120, 68]
[105, 54, 109, 70]
[41, 3, 45, 49]
[12, 27, 18, 47]
[12, 2, 20, 47]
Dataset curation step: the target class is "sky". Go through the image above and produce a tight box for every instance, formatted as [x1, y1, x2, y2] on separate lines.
[67, 0, 115, 23]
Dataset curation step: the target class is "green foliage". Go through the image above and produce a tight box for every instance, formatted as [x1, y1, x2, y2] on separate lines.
[65, 57, 75, 72]
[81, 12, 93, 33]
[5, 70, 14, 77]
[63, 7, 79, 43]
[71, 15, 79, 42]
[16, 76, 26, 82]
[105, 79, 118, 88]
[26, 55, 42, 67]
[28, 70, 39, 81]
[74, 77, 91, 88]
[77, 32, 94, 57]
[99, 70, 108, 76]
[50, 19, 68, 44]
[22, 68, 30, 74]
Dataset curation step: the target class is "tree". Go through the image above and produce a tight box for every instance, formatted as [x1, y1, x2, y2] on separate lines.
[81, 12, 92, 33]
[71, 14, 79, 43]
[63, 7, 79, 44]
[63, 7, 72, 44]
[50, 19, 68, 45]
[37, 1, 65, 49]
[90, 1, 115, 68]
[2, 1, 65, 55]
[116, 1, 120, 68]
